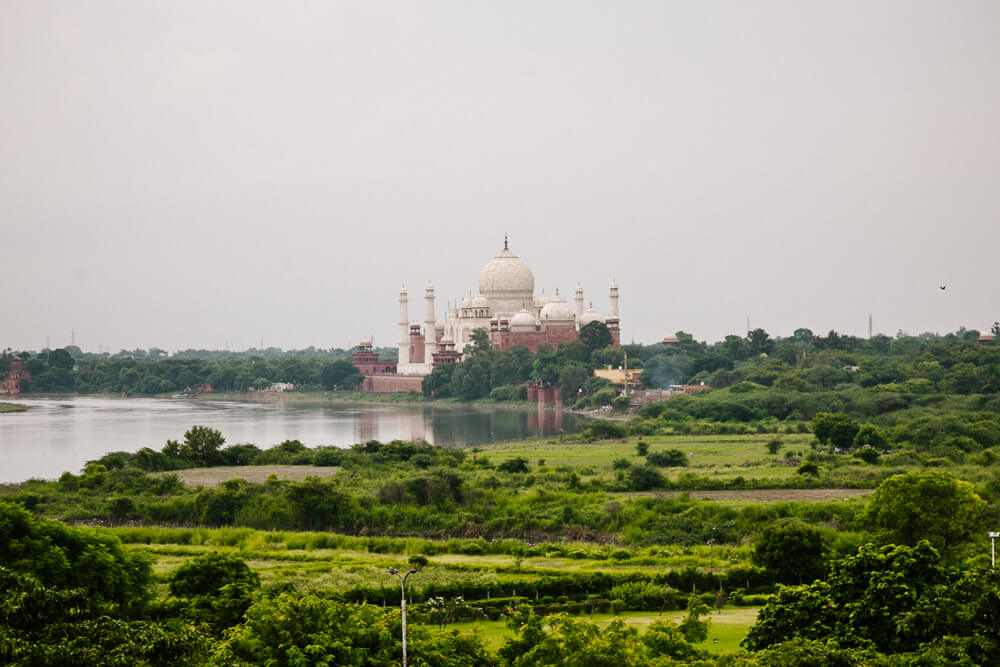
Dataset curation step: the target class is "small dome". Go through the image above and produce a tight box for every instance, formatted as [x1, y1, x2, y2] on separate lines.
[478, 246, 534, 299]
[534, 293, 555, 307]
[460, 296, 473, 307]
[440, 334, 455, 344]
[579, 306, 602, 327]
[470, 295, 489, 308]
[359, 338, 372, 347]
[510, 308, 536, 330]
[541, 297, 575, 321]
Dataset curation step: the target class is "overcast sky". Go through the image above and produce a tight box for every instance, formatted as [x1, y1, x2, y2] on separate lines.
[2, 1, 998, 352]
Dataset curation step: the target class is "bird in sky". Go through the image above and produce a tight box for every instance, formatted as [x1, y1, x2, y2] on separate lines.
[940, 285, 947, 290]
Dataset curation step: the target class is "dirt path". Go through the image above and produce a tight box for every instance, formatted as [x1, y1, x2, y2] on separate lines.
[620, 488, 872, 502]
[158, 465, 340, 487]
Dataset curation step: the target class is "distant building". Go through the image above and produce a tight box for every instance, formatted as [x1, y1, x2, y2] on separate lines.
[0, 356, 29, 395]
[394, 238, 621, 378]
[351, 339, 398, 376]
[670, 383, 710, 394]
[594, 366, 644, 386]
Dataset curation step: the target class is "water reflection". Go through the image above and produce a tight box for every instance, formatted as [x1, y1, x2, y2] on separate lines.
[0, 397, 584, 482]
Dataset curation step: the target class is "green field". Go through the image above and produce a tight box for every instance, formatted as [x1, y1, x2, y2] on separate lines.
[483, 432, 813, 482]
[0, 401, 27, 413]
[435, 606, 759, 653]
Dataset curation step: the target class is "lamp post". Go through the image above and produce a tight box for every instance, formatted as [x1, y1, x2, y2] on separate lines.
[990, 532, 999, 568]
[387, 566, 420, 667]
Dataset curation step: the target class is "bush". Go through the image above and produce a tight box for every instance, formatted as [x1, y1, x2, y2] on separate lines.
[584, 420, 627, 441]
[646, 449, 689, 467]
[797, 462, 820, 477]
[627, 465, 666, 491]
[498, 457, 530, 474]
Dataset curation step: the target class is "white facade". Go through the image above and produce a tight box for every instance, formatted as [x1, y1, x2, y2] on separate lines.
[396, 239, 620, 377]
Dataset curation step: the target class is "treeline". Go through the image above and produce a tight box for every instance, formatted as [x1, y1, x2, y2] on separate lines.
[0, 346, 374, 394]
[5, 323, 1000, 403]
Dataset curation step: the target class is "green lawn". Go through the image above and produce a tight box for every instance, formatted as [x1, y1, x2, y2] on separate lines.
[0, 402, 27, 413]
[430, 606, 759, 654]
[480, 433, 814, 484]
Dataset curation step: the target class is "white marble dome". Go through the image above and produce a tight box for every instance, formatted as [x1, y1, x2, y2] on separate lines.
[470, 295, 489, 308]
[478, 247, 534, 299]
[541, 297, 575, 322]
[510, 308, 536, 330]
[579, 306, 603, 327]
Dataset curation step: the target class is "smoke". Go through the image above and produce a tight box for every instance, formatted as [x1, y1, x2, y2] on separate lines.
[644, 354, 692, 389]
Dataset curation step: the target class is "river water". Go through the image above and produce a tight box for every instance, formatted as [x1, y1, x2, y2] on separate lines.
[0, 396, 583, 483]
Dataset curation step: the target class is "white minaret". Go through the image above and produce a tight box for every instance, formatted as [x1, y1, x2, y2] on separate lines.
[609, 279, 619, 318]
[398, 285, 410, 365]
[424, 281, 437, 364]
[575, 283, 584, 323]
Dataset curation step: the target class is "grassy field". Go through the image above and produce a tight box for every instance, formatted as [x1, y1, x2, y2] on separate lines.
[121, 532, 754, 594]
[0, 401, 27, 413]
[158, 464, 341, 487]
[480, 433, 815, 483]
[433, 606, 759, 654]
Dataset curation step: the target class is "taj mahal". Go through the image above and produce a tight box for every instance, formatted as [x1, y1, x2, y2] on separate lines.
[353, 239, 621, 391]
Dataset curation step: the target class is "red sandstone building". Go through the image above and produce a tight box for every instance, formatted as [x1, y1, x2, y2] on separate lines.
[0, 356, 29, 394]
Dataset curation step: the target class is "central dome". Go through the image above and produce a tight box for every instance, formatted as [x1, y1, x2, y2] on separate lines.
[478, 246, 534, 300]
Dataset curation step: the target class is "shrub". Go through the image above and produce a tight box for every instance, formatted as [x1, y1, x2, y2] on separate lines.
[646, 450, 689, 467]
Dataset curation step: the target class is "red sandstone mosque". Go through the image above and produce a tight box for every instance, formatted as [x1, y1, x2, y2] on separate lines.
[354, 239, 620, 392]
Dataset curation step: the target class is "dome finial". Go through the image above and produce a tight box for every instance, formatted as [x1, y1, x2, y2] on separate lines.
[504, 233, 508, 250]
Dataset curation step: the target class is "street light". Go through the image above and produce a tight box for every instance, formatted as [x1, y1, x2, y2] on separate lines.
[387, 566, 420, 667]
[990, 532, 999, 568]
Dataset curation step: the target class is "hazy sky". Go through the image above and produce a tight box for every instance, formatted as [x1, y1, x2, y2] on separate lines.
[2, 1, 998, 352]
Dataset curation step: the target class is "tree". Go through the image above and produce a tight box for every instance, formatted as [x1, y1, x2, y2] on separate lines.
[578, 321, 613, 356]
[627, 465, 665, 491]
[180, 425, 225, 466]
[0, 567, 207, 666]
[319, 359, 363, 390]
[170, 552, 260, 632]
[212, 592, 491, 666]
[744, 541, 957, 654]
[853, 423, 887, 449]
[558, 362, 591, 402]
[467, 328, 492, 356]
[811, 412, 859, 448]
[861, 471, 986, 552]
[498, 457, 530, 474]
[0, 501, 153, 613]
[645, 449, 688, 467]
[747, 328, 774, 356]
[752, 521, 827, 584]
[170, 552, 259, 598]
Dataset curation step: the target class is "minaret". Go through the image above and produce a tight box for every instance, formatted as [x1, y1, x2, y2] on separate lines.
[575, 283, 584, 323]
[607, 279, 621, 346]
[398, 285, 410, 365]
[424, 281, 437, 365]
[609, 279, 619, 318]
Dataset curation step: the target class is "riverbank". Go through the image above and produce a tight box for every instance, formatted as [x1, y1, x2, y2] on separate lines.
[194, 389, 563, 414]
[0, 401, 27, 413]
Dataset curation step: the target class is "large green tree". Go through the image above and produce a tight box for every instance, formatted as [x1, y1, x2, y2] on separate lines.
[861, 470, 986, 552]
[752, 521, 827, 584]
[319, 359, 363, 390]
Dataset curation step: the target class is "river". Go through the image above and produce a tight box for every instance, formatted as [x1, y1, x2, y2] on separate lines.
[0, 396, 584, 483]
